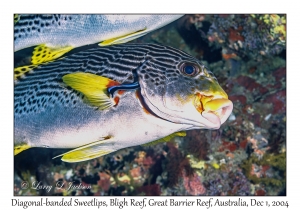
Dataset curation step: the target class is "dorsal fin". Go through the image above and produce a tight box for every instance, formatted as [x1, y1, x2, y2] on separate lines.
[14, 64, 39, 80]
[99, 28, 147, 46]
[31, 44, 73, 65]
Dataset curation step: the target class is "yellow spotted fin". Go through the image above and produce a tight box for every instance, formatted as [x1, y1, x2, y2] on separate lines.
[14, 14, 20, 24]
[14, 64, 39, 80]
[14, 143, 31, 155]
[99, 28, 147, 46]
[53, 136, 115, 162]
[142, 131, 186, 146]
[31, 44, 73, 65]
[14, 44, 72, 79]
[62, 72, 120, 110]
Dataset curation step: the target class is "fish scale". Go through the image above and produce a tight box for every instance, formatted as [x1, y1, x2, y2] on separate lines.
[15, 44, 196, 113]
[13, 43, 210, 116]
[14, 43, 233, 162]
[14, 14, 183, 52]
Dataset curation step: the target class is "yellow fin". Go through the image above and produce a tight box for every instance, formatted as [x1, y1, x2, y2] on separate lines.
[53, 137, 115, 162]
[14, 143, 31, 155]
[62, 72, 118, 110]
[31, 44, 73, 65]
[14, 14, 20, 24]
[99, 28, 147, 46]
[14, 64, 38, 80]
[142, 131, 186, 147]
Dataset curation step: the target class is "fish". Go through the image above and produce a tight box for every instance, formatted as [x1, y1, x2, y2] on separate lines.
[14, 43, 233, 163]
[14, 14, 183, 66]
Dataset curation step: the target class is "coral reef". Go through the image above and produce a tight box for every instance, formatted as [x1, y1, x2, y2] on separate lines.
[203, 168, 251, 196]
[136, 184, 161, 196]
[182, 171, 206, 195]
[241, 152, 286, 194]
[164, 142, 194, 187]
[182, 130, 210, 161]
[194, 14, 286, 60]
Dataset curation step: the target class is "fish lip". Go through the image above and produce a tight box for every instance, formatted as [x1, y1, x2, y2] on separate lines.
[194, 92, 233, 126]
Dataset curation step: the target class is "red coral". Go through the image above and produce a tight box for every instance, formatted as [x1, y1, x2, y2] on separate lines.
[222, 52, 238, 60]
[97, 172, 111, 192]
[183, 130, 209, 160]
[239, 139, 248, 149]
[134, 151, 154, 170]
[255, 189, 266, 196]
[166, 142, 194, 187]
[250, 113, 262, 127]
[229, 94, 247, 105]
[263, 90, 286, 114]
[142, 156, 154, 170]
[183, 172, 206, 195]
[266, 82, 282, 89]
[236, 75, 269, 94]
[136, 184, 161, 196]
[272, 67, 286, 82]
[219, 140, 237, 152]
[228, 26, 245, 42]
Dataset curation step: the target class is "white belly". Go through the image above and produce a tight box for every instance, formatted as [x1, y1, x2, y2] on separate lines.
[36, 91, 187, 150]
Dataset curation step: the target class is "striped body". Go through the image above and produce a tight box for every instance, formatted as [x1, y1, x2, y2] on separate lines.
[14, 43, 233, 162]
[14, 14, 182, 51]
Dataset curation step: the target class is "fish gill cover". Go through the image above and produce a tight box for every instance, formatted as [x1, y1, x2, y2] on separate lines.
[14, 14, 286, 196]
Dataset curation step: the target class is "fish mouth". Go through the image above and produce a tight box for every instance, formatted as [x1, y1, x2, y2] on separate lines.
[194, 92, 233, 127]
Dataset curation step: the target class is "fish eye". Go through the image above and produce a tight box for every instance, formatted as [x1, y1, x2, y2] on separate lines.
[179, 62, 199, 77]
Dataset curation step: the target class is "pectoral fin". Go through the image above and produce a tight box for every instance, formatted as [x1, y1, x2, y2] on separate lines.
[99, 28, 147, 46]
[142, 131, 186, 147]
[31, 44, 73, 65]
[53, 137, 115, 162]
[63, 72, 120, 110]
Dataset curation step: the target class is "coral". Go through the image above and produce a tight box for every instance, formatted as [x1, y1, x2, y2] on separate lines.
[262, 152, 286, 171]
[203, 169, 230, 196]
[236, 75, 268, 95]
[188, 155, 206, 170]
[246, 130, 270, 159]
[136, 184, 161, 196]
[241, 152, 286, 187]
[258, 15, 286, 42]
[165, 142, 194, 187]
[267, 122, 285, 154]
[263, 90, 286, 114]
[239, 139, 248, 149]
[272, 67, 286, 82]
[219, 140, 238, 153]
[182, 129, 210, 160]
[116, 173, 131, 185]
[230, 170, 251, 195]
[229, 94, 247, 105]
[203, 168, 250, 196]
[183, 172, 206, 195]
[97, 171, 111, 192]
[182, 14, 286, 64]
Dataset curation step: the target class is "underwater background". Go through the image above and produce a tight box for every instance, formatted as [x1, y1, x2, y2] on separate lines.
[14, 14, 286, 196]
